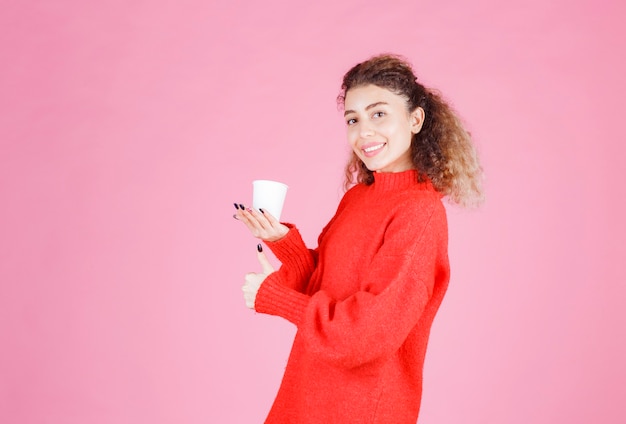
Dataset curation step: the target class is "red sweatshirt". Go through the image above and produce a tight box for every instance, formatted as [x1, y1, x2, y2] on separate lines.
[255, 169, 450, 424]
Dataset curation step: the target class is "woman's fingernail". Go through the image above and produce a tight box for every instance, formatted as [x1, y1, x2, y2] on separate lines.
[233, 214, 239, 220]
[259, 208, 265, 214]
[239, 204, 245, 210]
[234, 203, 240, 210]
[257, 244, 263, 252]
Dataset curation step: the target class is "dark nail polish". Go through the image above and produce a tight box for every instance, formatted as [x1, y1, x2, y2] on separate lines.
[234, 203, 240, 210]
[239, 204, 245, 210]
[259, 208, 265, 214]
[257, 244, 263, 252]
[233, 214, 239, 220]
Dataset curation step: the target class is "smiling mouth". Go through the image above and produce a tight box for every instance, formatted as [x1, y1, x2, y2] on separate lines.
[361, 143, 387, 158]
[363, 143, 385, 153]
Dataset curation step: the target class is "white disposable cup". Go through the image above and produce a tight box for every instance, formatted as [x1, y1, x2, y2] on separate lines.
[252, 180, 288, 221]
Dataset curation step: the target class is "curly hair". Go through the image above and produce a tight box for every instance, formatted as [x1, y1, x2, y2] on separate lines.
[337, 54, 484, 207]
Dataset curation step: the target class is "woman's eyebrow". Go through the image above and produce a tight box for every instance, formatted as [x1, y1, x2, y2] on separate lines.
[343, 101, 389, 116]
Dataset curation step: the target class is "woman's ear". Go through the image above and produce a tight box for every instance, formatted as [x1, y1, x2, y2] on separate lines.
[410, 107, 425, 134]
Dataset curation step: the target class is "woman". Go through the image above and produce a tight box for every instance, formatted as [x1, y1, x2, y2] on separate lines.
[234, 54, 483, 423]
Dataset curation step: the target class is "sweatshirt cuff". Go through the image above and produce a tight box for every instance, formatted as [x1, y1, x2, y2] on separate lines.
[265, 224, 314, 274]
[254, 274, 310, 326]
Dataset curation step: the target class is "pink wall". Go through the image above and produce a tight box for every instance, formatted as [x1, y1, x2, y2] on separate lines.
[1, 0, 625, 422]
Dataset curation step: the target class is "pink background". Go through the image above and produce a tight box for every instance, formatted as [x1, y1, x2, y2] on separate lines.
[1, 0, 625, 423]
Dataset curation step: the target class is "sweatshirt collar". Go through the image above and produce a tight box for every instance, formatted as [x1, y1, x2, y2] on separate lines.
[372, 169, 434, 192]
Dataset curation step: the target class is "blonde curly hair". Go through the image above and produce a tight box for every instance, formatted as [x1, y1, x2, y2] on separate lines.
[338, 54, 484, 207]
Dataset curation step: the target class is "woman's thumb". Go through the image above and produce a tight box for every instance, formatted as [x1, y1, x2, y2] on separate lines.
[256, 244, 275, 274]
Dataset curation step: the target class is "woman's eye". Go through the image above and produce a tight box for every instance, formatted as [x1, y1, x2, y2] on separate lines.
[373, 111, 385, 118]
[346, 118, 357, 125]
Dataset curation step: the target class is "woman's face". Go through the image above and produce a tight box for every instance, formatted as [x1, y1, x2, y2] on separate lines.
[344, 84, 424, 173]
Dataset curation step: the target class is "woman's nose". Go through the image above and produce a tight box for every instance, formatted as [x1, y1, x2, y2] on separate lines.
[360, 122, 375, 137]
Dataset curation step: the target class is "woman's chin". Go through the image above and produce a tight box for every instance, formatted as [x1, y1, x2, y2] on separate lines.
[361, 159, 382, 172]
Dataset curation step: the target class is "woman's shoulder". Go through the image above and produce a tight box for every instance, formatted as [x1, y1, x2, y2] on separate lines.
[337, 182, 367, 204]
[393, 186, 447, 226]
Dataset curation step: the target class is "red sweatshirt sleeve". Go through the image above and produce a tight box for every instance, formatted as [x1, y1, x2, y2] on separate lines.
[255, 201, 449, 369]
[263, 197, 344, 293]
[263, 224, 317, 293]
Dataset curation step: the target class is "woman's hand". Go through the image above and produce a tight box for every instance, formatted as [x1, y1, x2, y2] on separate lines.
[243, 245, 275, 309]
[234, 204, 289, 242]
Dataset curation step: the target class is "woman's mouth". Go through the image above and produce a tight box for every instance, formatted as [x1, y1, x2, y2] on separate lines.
[362, 142, 386, 157]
